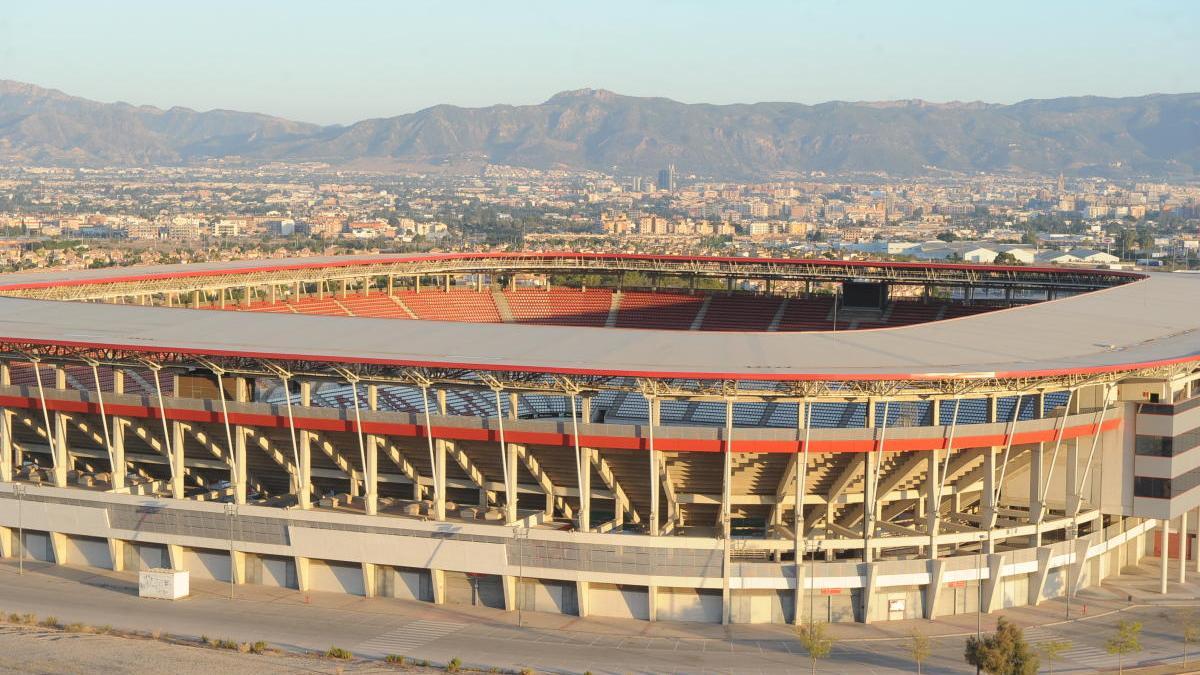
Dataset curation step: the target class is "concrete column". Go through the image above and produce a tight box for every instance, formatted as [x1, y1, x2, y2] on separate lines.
[230, 550, 247, 585]
[1066, 439, 1080, 528]
[298, 382, 312, 510]
[502, 575, 517, 611]
[0, 405, 11, 484]
[52, 412, 69, 487]
[111, 371, 125, 490]
[295, 556, 310, 592]
[166, 543, 184, 571]
[431, 569, 446, 604]
[926, 449, 940, 559]
[649, 397, 660, 536]
[647, 584, 659, 622]
[170, 421, 185, 499]
[363, 277, 371, 297]
[981, 553, 1006, 613]
[1029, 443, 1044, 547]
[1195, 506, 1199, 573]
[924, 558, 946, 619]
[1161, 520, 1170, 594]
[576, 580, 590, 617]
[982, 447, 997, 553]
[233, 427, 247, 505]
[49, 532, 68, 565]
[1181, 511, 1189, 584]
[365, 385, 378, 516]
[863, 436, 877, 564]
[339, 278, 348, 299]
[386, 274, 394, 296]
[434, 389, 447, 521]
[505, 441, 518, 523]
[108, 538, 125, 571]
[362, 562, 377, 597]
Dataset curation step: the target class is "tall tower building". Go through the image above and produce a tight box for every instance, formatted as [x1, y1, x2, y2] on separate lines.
[657, 164, 677, 192]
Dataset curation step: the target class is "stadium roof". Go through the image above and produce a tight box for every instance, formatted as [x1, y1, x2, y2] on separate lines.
[0, 256, 1196, 381]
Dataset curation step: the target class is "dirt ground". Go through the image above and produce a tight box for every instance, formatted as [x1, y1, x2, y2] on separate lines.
[0, 624, 445, 675]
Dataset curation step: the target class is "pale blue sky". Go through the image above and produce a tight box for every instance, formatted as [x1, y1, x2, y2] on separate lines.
[1, 1, 1196, 125]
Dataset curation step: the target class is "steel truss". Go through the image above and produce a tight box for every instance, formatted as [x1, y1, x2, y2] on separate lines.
[0, 341, 1160, 401]
[0, 254, 1139, 301]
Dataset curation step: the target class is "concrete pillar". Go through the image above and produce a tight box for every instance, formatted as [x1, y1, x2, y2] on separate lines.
[862, 562, 879, 623]
[1028, 546, 1053, 605]
[298, 382, 312, 509]
[504, 442, 518, 523]
[982, 447, 997, 553]
[110, 371, 125, 490]
[233, 427, 247, 505]
[576, 580, 590, 617]
[231, 550, 247, 585]
[362, 562, 377, 597]
[167, 543, 185, 571]
[0, 526, 13, 560]
[981, 553, 1006, 613]
[52, 412, 69, 487]
[295, 556, 311, 592]
[431, 569, 446, 604]
[1195, 506, 1199, 573]
[1029, 443, 1044, 547]
[171, 421, 185, 499]
[108, 538, 125, 571]
[924, 558, 946, 619]
[502, 575, 517, 611]
[649, 397, 660, 536]
[1162, 520, 1170, 594]
[1181, 511, 1189, 584]
[0, 405, 11, 484]
[48, 532, 68, 565]
[1066, 439, 1080, 527]
[365, 385, 378, 516]
[434, 389, 447, 520]
[339, 278, 348, 299]
[647, 584, 658, 622]
[926, 449, 940, 559]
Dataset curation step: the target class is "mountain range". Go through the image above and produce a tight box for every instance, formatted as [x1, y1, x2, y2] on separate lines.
[1, 80, 1198, 178]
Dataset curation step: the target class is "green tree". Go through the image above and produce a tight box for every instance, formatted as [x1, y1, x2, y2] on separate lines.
[993, 251, 1021, 265]
[796, 621, 834, 675]
[908, 629, 931, 674]
[1105, 620, 1142, 674]
[964, 617, 1039, 675]
[1037, 639, 1071, 675]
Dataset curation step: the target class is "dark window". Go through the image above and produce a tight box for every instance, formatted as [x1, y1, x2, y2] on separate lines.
[1136, 435, 1173, 457]
[1134, 476, 1171, 499]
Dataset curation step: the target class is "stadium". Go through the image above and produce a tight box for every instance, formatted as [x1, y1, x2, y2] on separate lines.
[0, 251, 1196, 625]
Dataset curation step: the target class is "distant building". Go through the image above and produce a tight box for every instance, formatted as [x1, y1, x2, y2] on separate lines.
[657, 164, 676, 192]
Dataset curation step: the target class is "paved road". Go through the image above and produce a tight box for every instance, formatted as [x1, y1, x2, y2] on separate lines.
[0, 561, 1195, 674]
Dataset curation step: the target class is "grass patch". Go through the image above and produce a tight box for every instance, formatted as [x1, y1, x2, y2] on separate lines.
[326, 646, 353, 660]
[38, 616, 59, 629]
[385, 654, 406, 665]
[446, 657, 462, 672]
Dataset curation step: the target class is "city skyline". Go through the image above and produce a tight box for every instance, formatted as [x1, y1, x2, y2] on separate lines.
[2, 1, 1197, 124]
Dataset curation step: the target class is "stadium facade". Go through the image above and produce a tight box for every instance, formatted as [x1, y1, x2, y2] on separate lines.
[0, 252, 1196, 624]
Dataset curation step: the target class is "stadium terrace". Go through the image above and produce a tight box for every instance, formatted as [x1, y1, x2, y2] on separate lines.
[0, 252, 1196, 624]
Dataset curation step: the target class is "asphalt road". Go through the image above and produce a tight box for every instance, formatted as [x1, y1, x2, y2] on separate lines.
[0, 561, 1194, 674]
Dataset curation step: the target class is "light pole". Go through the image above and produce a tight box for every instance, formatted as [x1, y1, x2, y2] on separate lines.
[512, 525, 529, 628]
[976, 532, 986, 675]
[224, 502, 238, 600]
[13, 484, 25, 576]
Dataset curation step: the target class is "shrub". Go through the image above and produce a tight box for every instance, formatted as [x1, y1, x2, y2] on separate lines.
[150, 629, 162, 640]
[200, 635, 210, 645]
[20, 614, 35, 625]
[251, 641, 267, 654]
[385, 654, 406, 665]
[327, 646, 353, 660]
[6, 613, 19, 623]
[39, 616, 59, 628]
[64, 623, 88, 633]
[447, 657, 462, 672]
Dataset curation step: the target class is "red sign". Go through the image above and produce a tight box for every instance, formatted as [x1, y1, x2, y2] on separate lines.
[820, 588, 842, 595]
[948, 581, 966, 588]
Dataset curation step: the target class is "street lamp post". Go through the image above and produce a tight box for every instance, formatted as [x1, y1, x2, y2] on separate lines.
[976, 532, 986, 675]
[13, 484, 25, 576]
[512, 525, 529, 628]
[224, 502, 238, 600]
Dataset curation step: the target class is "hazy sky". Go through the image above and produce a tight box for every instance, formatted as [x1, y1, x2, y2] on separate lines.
[2, 1, 1196, 125]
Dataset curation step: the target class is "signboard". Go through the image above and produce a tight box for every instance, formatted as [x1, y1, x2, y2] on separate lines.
[888, 599, 905, 612]
[820, 588, 842, 595]
[948, 580, 966, 588]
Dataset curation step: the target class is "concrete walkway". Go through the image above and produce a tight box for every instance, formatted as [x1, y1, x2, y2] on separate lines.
[0, 559, 1198, 673]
